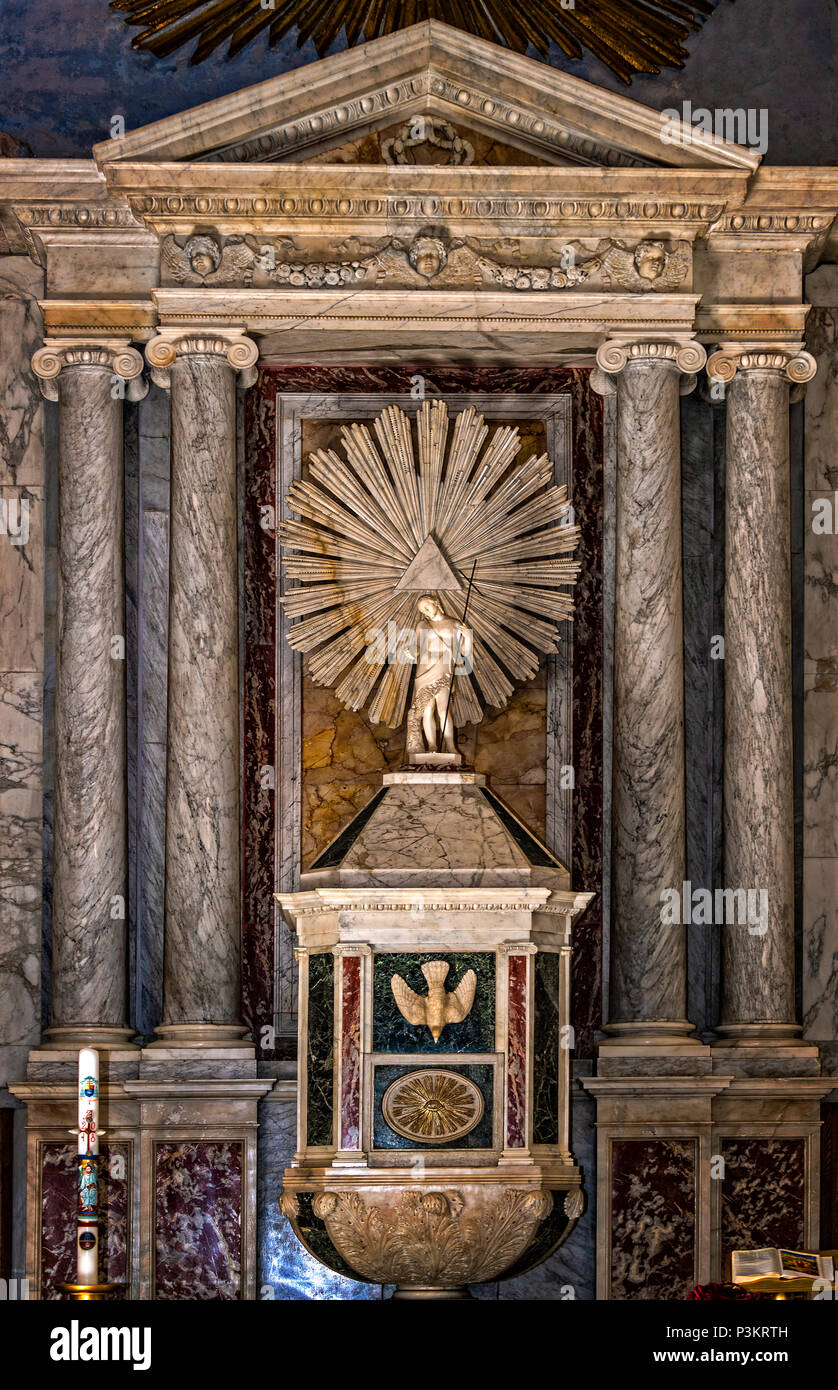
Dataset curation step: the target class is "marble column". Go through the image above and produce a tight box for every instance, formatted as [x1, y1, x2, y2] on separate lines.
[30, 342, 146, 1048]
[592, 339, 707, 1065]
[706, 347, 818, 1069]
[144, 332, 258, 1048]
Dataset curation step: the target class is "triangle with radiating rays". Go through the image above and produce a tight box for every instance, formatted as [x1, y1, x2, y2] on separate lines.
[394, 535, 462, 593]
[278, 399, 581, 729]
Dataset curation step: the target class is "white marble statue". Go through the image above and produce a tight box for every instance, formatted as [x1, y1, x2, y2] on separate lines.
[404, 596, 471, 762]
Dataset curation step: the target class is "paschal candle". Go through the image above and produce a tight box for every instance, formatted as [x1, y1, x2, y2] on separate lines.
[76, 1048, 99, 1285]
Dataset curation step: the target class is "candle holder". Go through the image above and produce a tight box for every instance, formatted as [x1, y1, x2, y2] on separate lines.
[56, 1282, 125, 1302]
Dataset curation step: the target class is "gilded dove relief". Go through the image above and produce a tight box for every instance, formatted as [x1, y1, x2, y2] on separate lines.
[390, 960, 477, 1042]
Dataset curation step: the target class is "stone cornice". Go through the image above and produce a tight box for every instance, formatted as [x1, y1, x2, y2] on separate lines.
[0, 158, 104, 201]
[695, 302, 810, 347]
[707, 209, 835, 259]
[14, 201, 141, 231]
[107, 164, 740, 238]
[581, 1076, 735, 1098]
[276, 886, 592, 917]
[743, 167, 838, 207]
[3, 162, 836, 279]
[8, 1082, 140, 1104]
[40, 299, 157, 340]
[88, 20, 760, 172]
[121, 1080, 276, 1100]
[718, 1077, 837, 1099]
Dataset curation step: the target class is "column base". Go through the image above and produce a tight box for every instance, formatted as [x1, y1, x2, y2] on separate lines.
[597, 1021, 712, 1075]
[145, 1023, 254, 1052]
[34, 1025, 139, 1052]
[712, 1024, 820, 1076]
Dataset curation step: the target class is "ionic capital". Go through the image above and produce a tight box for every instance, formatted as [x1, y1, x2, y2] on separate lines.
[31, 341, 147, 402]
[592, 338, 706, 396]
[145, 330, 259, 389]
[706, 347, 817, 386]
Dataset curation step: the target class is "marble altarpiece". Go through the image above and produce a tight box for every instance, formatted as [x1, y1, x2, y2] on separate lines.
[1, 20, 837, 1298]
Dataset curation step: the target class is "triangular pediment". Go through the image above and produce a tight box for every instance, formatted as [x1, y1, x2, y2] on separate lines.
[93, 20, 759, 173]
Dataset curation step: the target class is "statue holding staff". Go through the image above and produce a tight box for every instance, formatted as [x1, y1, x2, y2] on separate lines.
[404, 595, 472, 763]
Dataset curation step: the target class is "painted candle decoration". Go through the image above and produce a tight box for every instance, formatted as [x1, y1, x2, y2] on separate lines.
[76, 1048, 99, 1285]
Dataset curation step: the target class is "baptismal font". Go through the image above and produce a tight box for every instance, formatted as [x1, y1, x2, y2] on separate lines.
[276, 400, 591, 1296]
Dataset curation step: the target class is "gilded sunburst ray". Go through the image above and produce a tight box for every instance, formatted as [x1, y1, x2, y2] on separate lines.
[278, 399, 580, 731]
[110, 0, 734, 84]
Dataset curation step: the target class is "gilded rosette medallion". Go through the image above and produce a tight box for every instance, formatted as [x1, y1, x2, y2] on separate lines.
[382, 1069, 484, 1144]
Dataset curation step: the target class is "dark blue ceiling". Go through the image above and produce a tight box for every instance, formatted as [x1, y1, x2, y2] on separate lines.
[0, 0, 835, 162]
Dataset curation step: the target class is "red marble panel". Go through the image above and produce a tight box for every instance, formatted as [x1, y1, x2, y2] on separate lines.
[340, 954, 362, 1149]
[154, 1141, 242, 1300]
[611, 1139, 696, 1299]
[506, 953, 528, 1148]
[41, 1142, 129, 1299]
[242, 383, 278, 1056]
[721, 1137, 806, 1262]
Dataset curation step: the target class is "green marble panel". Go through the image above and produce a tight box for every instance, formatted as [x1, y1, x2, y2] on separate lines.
[373, 951, 495, 1054]
[533, 950, 560, 1146]
[306, 952, 334, 1147]
[373, 1064, 495, 1150]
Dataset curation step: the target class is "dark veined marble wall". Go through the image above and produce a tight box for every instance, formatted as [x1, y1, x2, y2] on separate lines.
[610, 1139, 697, 1300]
[154, 1142, 243, 1300]
[720, 1138, 806, 1263]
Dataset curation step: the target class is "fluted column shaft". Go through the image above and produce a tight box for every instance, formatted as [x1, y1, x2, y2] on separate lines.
[708, 348, 817, 1045]
[145, 332, 257, 1046]
[32, 343, 146, 1047]
[594, 339, 706, 1055]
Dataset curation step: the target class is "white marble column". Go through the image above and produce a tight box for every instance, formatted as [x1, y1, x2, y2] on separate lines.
[31, 342, 146, 1048]
[144, 332, 258, 1048]
[707, 347, 818, 1067]
[593, 339, 708, 1066]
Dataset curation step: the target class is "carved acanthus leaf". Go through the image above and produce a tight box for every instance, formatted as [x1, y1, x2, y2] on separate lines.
[312, 1187, 553, 1286]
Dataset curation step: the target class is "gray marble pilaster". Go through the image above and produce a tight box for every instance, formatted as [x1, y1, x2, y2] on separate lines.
[708, 348, 818, 1067]
[803, 267, 838, 1076]
[592, 340, 708, 1065]
[0, 257, 44, 1095]
[144, 333, 257, 1048]
[30, 343, 146, 1049]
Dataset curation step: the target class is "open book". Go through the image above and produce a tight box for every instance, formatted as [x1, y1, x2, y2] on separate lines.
[732, 1248, 834, 1282]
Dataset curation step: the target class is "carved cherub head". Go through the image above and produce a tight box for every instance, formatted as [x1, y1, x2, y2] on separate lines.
[408, 235, 449, 281]
[185, 234, 222, 279]
[633, 240, 668, 281]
